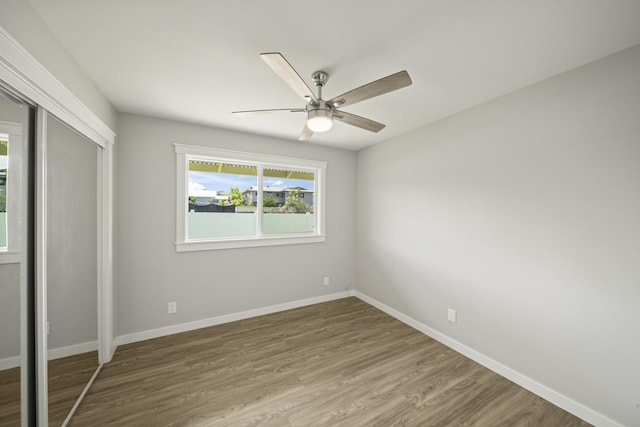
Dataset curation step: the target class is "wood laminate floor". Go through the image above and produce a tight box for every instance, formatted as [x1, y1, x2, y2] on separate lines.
[0, 351, 98, 427]
[67, 297, 590, 426]
[48, 351, 99, 426]
[0, 365, 20, 426]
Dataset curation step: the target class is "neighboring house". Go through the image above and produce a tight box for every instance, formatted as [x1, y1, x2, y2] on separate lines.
[243, 186, 314, 207]
[284, 186, 314, 208]
[189, 189, 229, 206]
[244, 186, 286, 206]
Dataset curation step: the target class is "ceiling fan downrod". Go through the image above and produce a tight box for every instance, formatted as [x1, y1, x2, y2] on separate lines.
[311, 71, 329, 100]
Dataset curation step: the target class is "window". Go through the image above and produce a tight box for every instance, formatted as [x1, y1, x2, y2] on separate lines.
[175, 144, 326, 251]
[0, 136, 7, 249]
[0, 122, 23, 255]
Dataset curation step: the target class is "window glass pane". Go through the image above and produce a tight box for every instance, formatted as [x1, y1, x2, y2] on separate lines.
[0, 137, 7, 248]
[263, 168, 315, 234]
[187, 160, 257, 239]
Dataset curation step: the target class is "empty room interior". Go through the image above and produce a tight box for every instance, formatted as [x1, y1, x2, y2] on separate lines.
[1, 1, 639, 426]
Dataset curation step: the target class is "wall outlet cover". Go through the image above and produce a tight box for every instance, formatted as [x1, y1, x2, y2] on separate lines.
[168, 301, 177, 314]
[448, 308, 457, 323]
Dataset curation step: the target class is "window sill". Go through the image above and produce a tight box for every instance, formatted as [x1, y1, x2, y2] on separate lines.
[175, 234, 326, 252]
[0, 250, 22, 264]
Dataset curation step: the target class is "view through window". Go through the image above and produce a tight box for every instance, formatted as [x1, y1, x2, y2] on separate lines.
[188, 161, 258, 239]
[187, 161, 316, 239]
[262, 168, 315, 235]
[0, 137, 7, 249]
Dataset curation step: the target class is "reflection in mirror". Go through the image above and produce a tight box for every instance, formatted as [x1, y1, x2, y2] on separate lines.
[0, 86, 29, 426]
[1, 136, 6, 249]
[46, 114, 99, 425]
[0, 264, 21, 424]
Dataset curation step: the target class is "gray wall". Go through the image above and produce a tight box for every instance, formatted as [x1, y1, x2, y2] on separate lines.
[0, 0, 117, 131]
[47, 114, 98, 349]
[0, 263, 19, 360]
[115, 113, 356, 336]
[356, 45, 640, 427]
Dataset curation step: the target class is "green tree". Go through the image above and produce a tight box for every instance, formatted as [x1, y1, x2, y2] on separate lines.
[284, 189, 307, 212]
[263, 195, 277, 207]
[0, 188, 6, 212]
[228, 186, 245, 206]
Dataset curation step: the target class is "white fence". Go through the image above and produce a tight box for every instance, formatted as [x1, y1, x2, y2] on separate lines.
[0, 212, 315, 247]
[188, 212, 314, 239]
[0, 212, 5, 248]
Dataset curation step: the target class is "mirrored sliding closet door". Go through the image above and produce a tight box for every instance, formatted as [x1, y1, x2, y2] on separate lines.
[0, 84, 36, 426]
[45, 113, 99, 426]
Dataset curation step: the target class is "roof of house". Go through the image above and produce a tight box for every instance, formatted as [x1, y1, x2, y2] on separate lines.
[189, 189, 228, 199]
[244, 186, 313, 193]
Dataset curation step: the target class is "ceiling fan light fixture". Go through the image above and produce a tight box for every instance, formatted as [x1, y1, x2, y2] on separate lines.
[307, 108, 333, 132]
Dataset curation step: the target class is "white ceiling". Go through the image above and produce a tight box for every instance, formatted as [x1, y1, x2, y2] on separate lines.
[29, 0, 640, 150]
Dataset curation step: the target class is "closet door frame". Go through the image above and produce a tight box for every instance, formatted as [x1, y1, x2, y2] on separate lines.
[1, 25, 115, 426]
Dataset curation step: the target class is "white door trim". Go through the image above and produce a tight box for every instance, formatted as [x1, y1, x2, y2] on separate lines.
[0, 26, 115, 147]
[35, 107, 48, 426]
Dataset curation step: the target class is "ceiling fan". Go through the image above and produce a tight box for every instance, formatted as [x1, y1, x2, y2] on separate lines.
[232, 53, 412, 141]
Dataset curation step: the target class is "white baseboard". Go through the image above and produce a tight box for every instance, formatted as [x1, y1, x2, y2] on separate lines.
[48, 341, 98, 361]
[354, 291, 623, 427]
[115, 291, 355, 348]
[0, 355, 20, 371]
[0, 340, 98, 371]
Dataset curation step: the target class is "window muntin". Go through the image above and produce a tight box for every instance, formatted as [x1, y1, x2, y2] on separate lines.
[176, 145, 326, 251]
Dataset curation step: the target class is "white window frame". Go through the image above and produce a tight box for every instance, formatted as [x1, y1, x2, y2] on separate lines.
[175, 144, 326, 252]
[0, 121, 24, 263]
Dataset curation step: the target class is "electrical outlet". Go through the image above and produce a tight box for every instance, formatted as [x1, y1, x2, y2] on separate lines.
[447, 308, 457, 323]
[323, 276, 330, 287]
[168, 301, 177, 314]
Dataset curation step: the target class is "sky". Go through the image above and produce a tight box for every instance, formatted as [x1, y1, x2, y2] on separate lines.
[188, 171, 314, 195]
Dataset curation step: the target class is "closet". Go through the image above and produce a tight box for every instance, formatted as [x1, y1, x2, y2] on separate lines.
[0, 74, 113, 426]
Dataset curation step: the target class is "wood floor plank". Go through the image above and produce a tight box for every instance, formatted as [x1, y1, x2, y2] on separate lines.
[66, 297, 591, 426]
[0, 351, 98, 427]
[0, 367, 20, 426]
[48, 351, 99, 426]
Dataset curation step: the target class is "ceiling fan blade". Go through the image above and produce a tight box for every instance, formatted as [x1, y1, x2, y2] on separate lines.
[333, 111, 385, 133]
[299, 124, 313, 141]
[232, 108, 305, 116]
[329, 70, 412, 109]
[260, 52, 318, 103]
